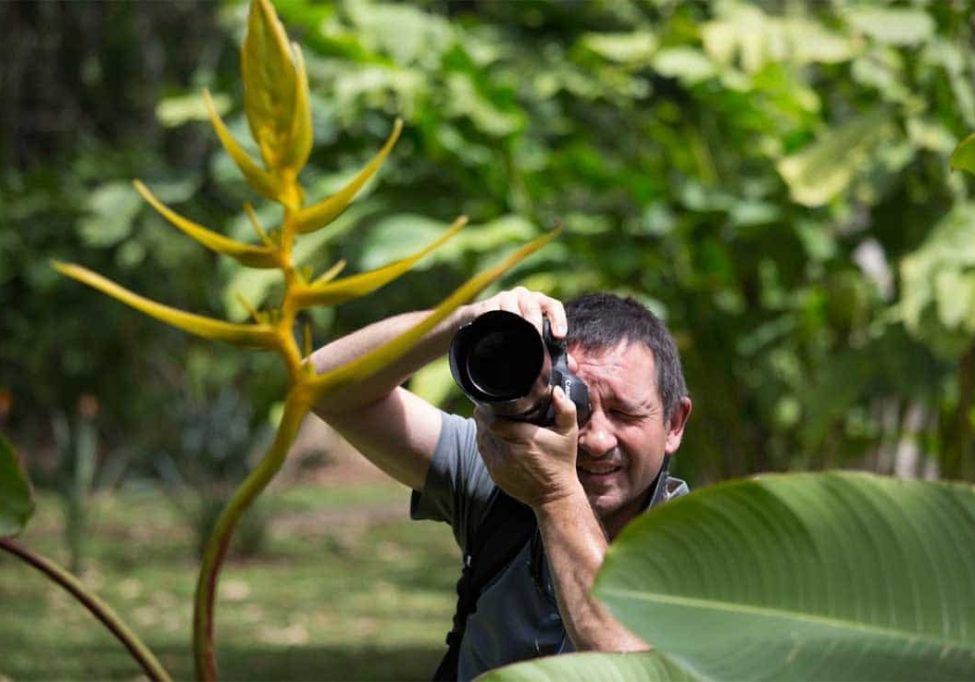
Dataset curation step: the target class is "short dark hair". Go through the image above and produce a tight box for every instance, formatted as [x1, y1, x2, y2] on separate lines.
[565, 293, 688, 420]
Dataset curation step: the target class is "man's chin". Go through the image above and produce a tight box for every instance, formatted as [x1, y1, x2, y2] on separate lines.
[584, 489, 622, 519]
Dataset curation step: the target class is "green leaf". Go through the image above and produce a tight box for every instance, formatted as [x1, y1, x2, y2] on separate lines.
[0, 433, 34, 538]
[777, 110, 893, 207]
[483, 650, 694, 682]
[580, 32, 658, 66]
[594, 473, 975, 681]
[846, 8, 935, 46]
[79, 182, 144, 248]
[950, 132, 975, 176]
[652, 48, 716, 85]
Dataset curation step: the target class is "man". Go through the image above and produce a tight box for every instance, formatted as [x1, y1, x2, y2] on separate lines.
[311, 287, 692, 680]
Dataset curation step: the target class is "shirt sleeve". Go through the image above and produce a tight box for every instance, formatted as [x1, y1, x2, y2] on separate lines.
[410, 411, 496, 553]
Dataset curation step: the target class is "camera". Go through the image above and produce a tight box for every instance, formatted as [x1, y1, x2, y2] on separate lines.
[448, 310, 591, 426]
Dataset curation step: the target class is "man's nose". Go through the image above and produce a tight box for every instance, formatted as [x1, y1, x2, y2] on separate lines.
[579, 409, 616, 457]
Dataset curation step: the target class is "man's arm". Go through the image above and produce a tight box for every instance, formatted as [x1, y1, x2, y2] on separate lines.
[475, 388, 649, 651]
[309, 288, 568, 491]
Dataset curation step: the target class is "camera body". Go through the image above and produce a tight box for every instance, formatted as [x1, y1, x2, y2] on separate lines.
[449, 310, 591, 426]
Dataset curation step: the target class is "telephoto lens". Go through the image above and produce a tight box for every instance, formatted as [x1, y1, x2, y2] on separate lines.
[449, 310, 590, 426]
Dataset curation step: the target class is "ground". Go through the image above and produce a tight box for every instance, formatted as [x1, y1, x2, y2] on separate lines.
[0, 417, 461, 681]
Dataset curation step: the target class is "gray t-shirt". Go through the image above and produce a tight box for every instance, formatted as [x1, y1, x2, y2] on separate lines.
[411, 411, 688, 680]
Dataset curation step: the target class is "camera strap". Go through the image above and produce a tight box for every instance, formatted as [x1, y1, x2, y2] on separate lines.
[433, 489, 536, 681]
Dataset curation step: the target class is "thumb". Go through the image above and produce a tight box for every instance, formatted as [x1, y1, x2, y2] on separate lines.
[551, 386, 577, 433]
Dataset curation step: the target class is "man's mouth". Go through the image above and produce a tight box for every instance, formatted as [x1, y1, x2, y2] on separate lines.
[577, 463, 623, 479]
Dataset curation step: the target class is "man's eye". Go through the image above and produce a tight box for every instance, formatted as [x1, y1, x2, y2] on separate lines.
[612, 410, 641, 421]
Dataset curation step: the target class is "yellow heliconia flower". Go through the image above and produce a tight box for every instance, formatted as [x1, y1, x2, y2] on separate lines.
[53, 3, 561, 680]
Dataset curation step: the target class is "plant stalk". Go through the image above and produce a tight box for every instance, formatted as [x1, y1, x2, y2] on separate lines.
[192, 388, 310, 681]
[0, 537, 171, 682]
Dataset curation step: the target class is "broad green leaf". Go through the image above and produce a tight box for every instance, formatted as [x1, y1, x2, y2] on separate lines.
[53, 261, 277, 349]
[950, 132, 975, 176]
[483, 650, 694, 682]
[307, 228, 560, 403]
[204, 89, 284, 203]
[594, 473, 975, 681]
[293, 215, 467, 308]
[777, 110, 892, 207]
[846, 8, 935, 46]
[242, 0, 297, 171]
[134, 181, 280, 268]
[0, 434, 34, 538]
[293, 119, 403, 234]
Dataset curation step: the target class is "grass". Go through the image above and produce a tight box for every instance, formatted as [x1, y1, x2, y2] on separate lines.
[0, 481, 460, 680]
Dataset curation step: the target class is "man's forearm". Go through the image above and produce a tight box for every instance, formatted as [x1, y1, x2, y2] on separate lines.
[309, 307, 473, 414]
[535, 491, 650, 652]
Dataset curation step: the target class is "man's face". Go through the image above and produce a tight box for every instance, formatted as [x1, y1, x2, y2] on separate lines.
[569, 341, 689, 535]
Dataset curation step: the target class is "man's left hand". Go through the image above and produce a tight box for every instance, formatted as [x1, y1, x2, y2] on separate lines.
[474, 386, 584, 509]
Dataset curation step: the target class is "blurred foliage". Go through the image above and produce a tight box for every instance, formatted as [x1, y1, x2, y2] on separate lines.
[2, 0, 975, 489]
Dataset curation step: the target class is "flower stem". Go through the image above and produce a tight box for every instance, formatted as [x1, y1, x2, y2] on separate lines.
[192, 389, 310, 680]
[0, 537, 171, 681]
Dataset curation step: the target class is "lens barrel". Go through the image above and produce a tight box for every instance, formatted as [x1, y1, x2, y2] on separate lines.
[449, 310, 590, 425]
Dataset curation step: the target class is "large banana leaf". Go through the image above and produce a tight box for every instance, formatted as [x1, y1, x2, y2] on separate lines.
[489, 473, 975, 681]
[483, 651, 692, 682]
[0, 434, 34, 538]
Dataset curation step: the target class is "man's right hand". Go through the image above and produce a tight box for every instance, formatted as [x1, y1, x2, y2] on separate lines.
[459, 287, 568, 341]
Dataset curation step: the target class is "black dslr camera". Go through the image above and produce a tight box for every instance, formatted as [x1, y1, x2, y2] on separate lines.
[449, 310, 591, 426]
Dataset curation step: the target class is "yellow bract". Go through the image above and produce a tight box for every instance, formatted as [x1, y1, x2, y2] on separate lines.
[134, 181, 281, 268]
[52, 262, 278, 349]
[242, 0, 296, 171]
[204, 89, 284, 203]
[240, 0, 312, 179]
[294, 119, 403, 234]
[293, 216, 467, 308]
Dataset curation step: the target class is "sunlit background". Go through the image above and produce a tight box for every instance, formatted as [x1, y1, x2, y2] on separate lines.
[2, 0, 974, 679]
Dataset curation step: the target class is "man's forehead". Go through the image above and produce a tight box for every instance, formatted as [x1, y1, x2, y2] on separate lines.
[570, 341, 659, 401]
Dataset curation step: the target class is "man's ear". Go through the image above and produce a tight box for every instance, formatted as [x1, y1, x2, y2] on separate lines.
[664, 396, 692, 455]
